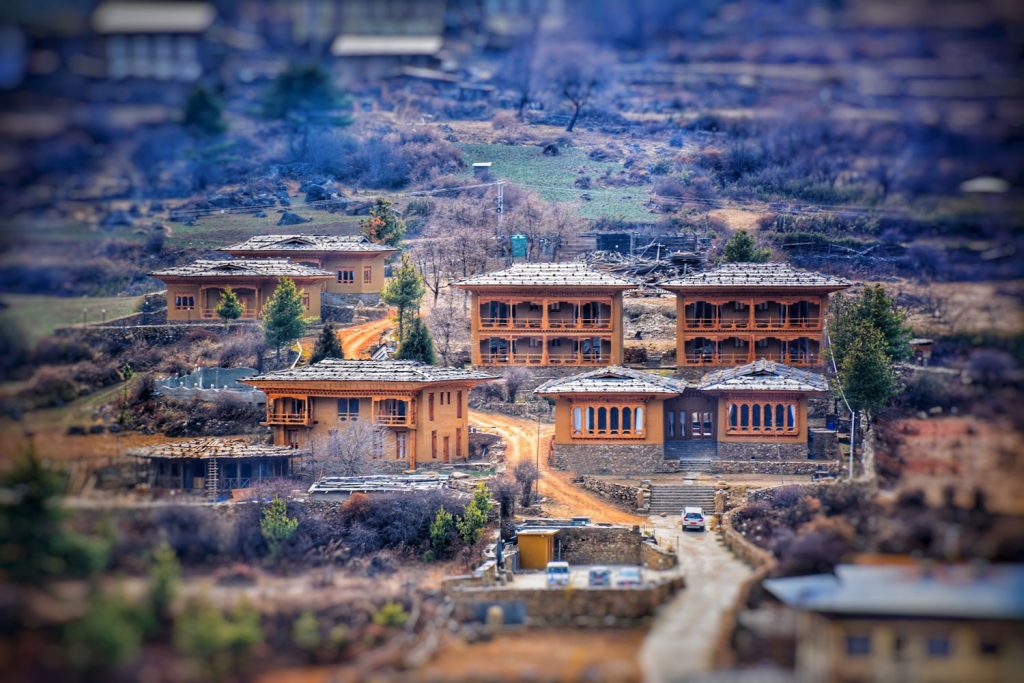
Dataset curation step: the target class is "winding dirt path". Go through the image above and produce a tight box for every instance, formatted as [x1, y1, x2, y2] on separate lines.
[338, 314, 395, 359]
[470, 411, 642, 525]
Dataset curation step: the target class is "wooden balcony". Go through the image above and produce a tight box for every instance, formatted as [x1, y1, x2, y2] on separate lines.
[480, 352, 608, 366]
[374, 413, 413, 427]
[683, 317, 821, 332]
[479, 317, 613, 331]
[682, 352, 819, 367]
[264, 412, 310, 425]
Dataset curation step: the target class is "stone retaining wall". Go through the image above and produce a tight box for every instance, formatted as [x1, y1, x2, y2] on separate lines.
[641, 542, 678, 571]
[320, 304, 355, 324]
[448, 576, 686, 627]
[716, 442, 809, 461]
[54, 322, 244, 346]
[557, 525, 644, 565]
[579, 476, 644, 510]
[551, 443, 666, 475]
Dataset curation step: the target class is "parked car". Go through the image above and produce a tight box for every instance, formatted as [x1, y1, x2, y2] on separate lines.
[588, 565, 611, 587]
[546, 561, 570, 587]
[615, 566, 643, 587]
[682, 506, 706, 531]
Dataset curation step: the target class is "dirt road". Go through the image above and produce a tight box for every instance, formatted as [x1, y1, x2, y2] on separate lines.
[470, 411, 642, 525]
[338, 314, 394, 359]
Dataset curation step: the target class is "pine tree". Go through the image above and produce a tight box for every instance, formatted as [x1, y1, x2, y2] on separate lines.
[360, 198, 406, 247]
[380, 255, 425, 342]
[839, 326, 897, 415]
[216, 287, 244, 328]
[263, 278, 307, 361]
[259, 62, 352, 158]
[310, 322, 344, 364]
[394, 318, 436, 364]
[830, 285, 911, 366]
[721, 230, 771, 263]
[184, 84, 227, 136]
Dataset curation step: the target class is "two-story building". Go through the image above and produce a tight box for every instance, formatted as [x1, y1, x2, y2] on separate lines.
[219, 234, 397, 300]
[764, 564, 1024, 683]
[535, 361, 829, 475]
[453, 263, 634, 367]
[151, 259, 332, 322]
[660, 262, 851, 372]
[242, 360, 497, 472]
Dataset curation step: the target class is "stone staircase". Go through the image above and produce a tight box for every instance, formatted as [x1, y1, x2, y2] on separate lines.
[648, 484, 717, 515]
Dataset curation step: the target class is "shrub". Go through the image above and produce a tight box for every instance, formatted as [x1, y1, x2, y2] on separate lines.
[513, 461, 540, 507]
[372, 602, 408, 628]
[338, 491, 467, 554]
[62, 594, 145, 673]
[260, 497, 299, 559]
[174, 600, 262, 680]
[148, 542, 181, 625]
[429, 508, 456, 559]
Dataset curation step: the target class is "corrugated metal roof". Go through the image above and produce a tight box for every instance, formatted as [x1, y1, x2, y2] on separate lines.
[127, 437, 306, 460]
[454, 263, 635, 288]
[151, 258, 333, 278]
[535, 366, 687, 395]
[246, 359, 498, 384]
[698, 360, 828, 392]
[660, 262, 851, 289]
[764, 564, 1024, 620]
[220, 234, 396, 254]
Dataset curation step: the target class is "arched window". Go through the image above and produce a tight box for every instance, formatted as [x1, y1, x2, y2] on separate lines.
[666, 409, 674, 437]
[623, 407, 632, 432]
[728, 404, 737, 428]
[573, 406, 582, 433]
[752, 404, 761, 428]
[776, 404, 785, 430]
[740, 404, 750, 429]
[610, 407, 620, 433]
[587, 406, 594, 431]
[597, 407, 607, 431]
[635, 407, 644, 432]
[763, 404, 773, 428]
[787, 404, 797, 429]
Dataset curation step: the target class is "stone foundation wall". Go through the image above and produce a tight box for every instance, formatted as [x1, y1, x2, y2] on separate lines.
[323, 292, 382, 307]
[716, 441, 809, 461]
[641, 542, 678, 571]
[557, 526, 644, 565]
[551, 443, 667, 475]
[579, 477, 643, 510]
[711, 460, 839, 476]
[320, 304, 355, 324]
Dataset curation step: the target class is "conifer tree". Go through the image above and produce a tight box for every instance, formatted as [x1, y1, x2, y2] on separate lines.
[830, 285, 911, 366]
[310, 322, 344, 364]
[360, 198, 407, 247]
[381, 255, 425, 342]
[184, 84, 227, 137]
[721, 230, 771, 263]
[216, 287, 244, 328]
[394, 318, 436, 365]
[263, 278, 307, 361]
[839, 326, 897, 416]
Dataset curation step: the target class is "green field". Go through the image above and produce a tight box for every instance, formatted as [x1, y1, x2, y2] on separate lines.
[459, 143, 659, 222]
[0, 294, 144, 344]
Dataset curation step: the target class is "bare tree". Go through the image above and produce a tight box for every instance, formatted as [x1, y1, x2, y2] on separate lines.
[497, 35, 540, 120]
[544, 45, 604, 132]
[411, 235, 448, 305]
[503, 366, 533, 403]
[513, 460, 540, 508]
[317, 421, 382, 478]
[427, 289, 469, 366]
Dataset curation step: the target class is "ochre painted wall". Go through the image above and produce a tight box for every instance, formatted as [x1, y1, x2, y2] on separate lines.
[323, 254, 389, 294]
[162, 277, 326, 322]
[714, 393, 808, 444]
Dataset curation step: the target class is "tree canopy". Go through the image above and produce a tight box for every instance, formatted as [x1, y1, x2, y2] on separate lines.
[721, 230, 771, 263]
[838, 326, 897, 415]
[360, 198, 407, 247]
[259, 63, 352, 157]
[262, 278, 307, 360]
[310, 322, 344, 364]
[830, 285, 911, 366]
[381, 255, 425, 342]
[394, 317, 436, 365]
[184, 85, 227, 137]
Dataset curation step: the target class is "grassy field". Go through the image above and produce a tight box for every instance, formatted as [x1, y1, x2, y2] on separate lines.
[0, 294, 144, 344]
[459, 143, 659, 222]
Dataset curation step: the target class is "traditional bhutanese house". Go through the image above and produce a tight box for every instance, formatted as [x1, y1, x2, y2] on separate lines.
[764, 564, 1024, 683]
[127, 437, 306, 496]
[659, 262, 851, 371]
[536, 361, 829, 474]
[242, 360, 497, 472]
[151, 259, 332, 322]
[330, 34, 444, 85]
[453, 263, 635, 367]
[535, 366, 687, 473]
[219, 234, 397, 298]
[89, 1, 217, 82]
[696, 360, 829, 461]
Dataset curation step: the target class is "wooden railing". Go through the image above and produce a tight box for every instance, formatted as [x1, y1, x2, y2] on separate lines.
[201, 308, 259, 320]
[264, 412, 310, 425]
[479, 317, 612, 330]
[374, 413, 413, 426]
[480, 353, 608, 366]
[684, 351, 819, 366]
[684, 317, 820, 331]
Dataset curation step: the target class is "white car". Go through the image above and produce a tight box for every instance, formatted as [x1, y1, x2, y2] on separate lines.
[682, 506, 706, 531]
[615, 566, 643, 587]
[546, 561, 570, 587]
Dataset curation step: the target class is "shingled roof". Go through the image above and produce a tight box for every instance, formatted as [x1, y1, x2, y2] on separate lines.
[151, 259, 332, 278]
[220, 234, 397, 253]
[660, 262, 851, 289]
[453, 263, 635, 288]
[698, 360, 828, 393]
[535, 366, 687, 395]
[127, 438, 308, 460]
[245, 359, 498, 384]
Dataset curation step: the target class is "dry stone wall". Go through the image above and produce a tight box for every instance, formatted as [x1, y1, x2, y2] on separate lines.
[551, 443, 666, 475]
[557, 525, 644, 565]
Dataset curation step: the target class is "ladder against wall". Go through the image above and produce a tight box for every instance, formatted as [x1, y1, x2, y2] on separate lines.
[205, 458, 218, 499]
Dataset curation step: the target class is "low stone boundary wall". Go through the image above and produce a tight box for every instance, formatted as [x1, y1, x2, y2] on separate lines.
[448, 576, 686, 627]
[641, 542, 677, 571]
[557, 525, 644, 565]
[557, 452, 839, 477]
[579, 476, 644, 511]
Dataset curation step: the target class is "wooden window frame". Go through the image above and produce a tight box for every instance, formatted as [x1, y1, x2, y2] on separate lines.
[337, 397, 359, 421]
[428, 392, 435, 421]
[363, 266, 372, 284]
[571, 403, 646, 439]
[726, 400, 798, 435]
[174, 294, 195, 310]
[338, 270, 355, 284]
[456, 391, 463, 418]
